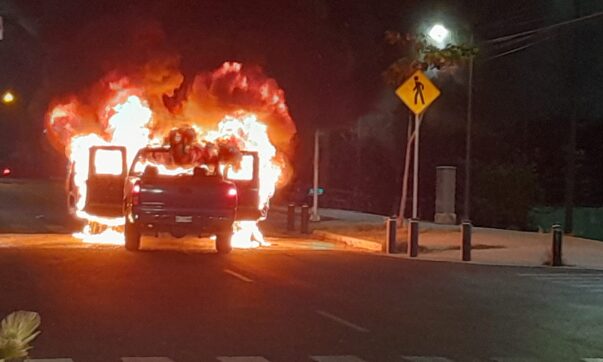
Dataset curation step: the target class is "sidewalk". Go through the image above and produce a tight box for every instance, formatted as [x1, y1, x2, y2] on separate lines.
[299, 207, 603, 270]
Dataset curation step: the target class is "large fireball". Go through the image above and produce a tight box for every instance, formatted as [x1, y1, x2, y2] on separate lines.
[45, 61, 297, 247]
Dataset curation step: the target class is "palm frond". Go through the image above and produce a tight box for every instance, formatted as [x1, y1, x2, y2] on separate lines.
[0, 311, 41, 360]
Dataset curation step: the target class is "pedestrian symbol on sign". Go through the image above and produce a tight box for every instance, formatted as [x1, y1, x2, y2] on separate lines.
[413, 76, 425, 105]
[395, 70, 440, 115]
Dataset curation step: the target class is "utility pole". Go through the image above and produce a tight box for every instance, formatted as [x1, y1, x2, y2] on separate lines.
[463, 33, 474, 221]
[564, 0, 580, 234]
[310, 129, 320, 222]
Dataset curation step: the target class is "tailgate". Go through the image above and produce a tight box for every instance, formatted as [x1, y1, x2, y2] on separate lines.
[138, 176, 236, 216]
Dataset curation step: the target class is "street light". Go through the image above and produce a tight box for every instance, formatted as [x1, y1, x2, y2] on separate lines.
[1, 91, 15, 105]
[427, 23, 474, 221]
[428, 24, 450, 45]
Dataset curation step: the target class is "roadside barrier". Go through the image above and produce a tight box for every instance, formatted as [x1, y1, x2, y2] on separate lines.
[552, 224, 563, 266]
[287, 203, 295, 231]
[408, 218, 419, 257]
[385, 216, 397, 253]
[461, 220, 472, 261]
[301, 204, 310, 234]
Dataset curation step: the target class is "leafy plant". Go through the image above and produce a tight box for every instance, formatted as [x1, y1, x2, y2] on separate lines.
[0, 311, 41, 362]
[383, 30, 478, 86]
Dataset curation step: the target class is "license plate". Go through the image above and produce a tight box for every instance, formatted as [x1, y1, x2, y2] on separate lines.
[175, 216, 193, 223]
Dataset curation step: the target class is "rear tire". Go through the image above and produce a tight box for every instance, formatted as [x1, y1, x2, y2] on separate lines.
[125, 220, 141, 251]
[216, 233, 232, 254]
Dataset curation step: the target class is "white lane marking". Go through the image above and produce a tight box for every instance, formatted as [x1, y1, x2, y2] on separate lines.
[25, 359, 74, 362]
[217, 357, 270, 362]
[311, 356, 367, 362]
[517, 273, 603, 277]
[316, 310, 370, 333]
[122, 358, 175, 362]
[583, 359, 603, 362]
[491, 358, 539, 362]
[224, 269, 254, 283]
[567, 283, 603, 288]
[531, 276, 603, 281]
[401, 357, 453, 362]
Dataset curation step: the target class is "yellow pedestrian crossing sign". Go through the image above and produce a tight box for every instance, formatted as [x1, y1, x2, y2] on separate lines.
[396, 70, 441, 115]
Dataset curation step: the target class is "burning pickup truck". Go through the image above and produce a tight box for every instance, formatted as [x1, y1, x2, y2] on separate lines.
[67, 127, 264, 253]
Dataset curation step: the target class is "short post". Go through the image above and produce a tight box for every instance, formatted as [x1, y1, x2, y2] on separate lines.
[287, 203, 295, 231]
[408, 218, 419, 257]
[301, 204, 310, 234]
[552, 224, 563, 266]
[385, 216, 397, 253]
[461, 220, 472, 261]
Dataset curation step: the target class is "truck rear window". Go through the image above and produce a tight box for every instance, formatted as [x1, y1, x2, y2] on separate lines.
[224, 154, 254, 181]
[130, 149, 219, 177]
[94, 149, 125, 175]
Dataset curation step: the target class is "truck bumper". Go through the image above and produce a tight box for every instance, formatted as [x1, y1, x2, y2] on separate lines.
[130, 208, 234, 236]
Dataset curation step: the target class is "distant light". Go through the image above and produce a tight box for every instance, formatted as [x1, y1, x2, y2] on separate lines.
[428, 24, 450, 44]
[1, 91, 15, 104]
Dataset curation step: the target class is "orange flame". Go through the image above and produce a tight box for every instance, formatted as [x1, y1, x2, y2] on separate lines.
[46, 62, 296, 248]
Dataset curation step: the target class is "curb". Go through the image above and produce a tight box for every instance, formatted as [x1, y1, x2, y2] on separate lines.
[312, 230, 382, 252]
[313, 230, 603, 271]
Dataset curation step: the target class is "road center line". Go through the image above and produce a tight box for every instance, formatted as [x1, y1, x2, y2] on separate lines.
[224, 268, 254, 283]
[316, 310, 370, 333]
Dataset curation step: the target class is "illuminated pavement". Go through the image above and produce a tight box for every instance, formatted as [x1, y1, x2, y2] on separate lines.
[1, 234, 602, 361]
[1, 180, 603, 361]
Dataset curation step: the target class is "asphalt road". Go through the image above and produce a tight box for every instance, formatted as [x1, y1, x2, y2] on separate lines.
[1, 180, 602, 361]
[0, 235, 602, 362]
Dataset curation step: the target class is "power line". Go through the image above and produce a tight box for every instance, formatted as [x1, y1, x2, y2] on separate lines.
[485, 34, 556, 62]
[485, 10, 603, 44]
[483, 10, 603, 61]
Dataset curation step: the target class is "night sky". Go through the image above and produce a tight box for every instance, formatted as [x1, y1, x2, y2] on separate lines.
[6, 0, 600, 133]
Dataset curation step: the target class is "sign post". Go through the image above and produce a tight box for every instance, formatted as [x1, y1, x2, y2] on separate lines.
[311, 129, 321, 222]
[395, 70, 441, 219]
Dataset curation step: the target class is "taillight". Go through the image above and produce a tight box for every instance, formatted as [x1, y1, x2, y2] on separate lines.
[132, 182, 141, 206]
[227, 187, 237, 197]
[2, 168, 10, 176]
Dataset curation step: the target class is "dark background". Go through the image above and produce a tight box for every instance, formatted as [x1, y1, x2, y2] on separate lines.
[1, 0, 602, 228]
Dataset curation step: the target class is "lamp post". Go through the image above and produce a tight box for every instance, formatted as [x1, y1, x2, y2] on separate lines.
[310, 129, 321, 222]
[464, 35, 474, 221]
[427, 24, 474, 221]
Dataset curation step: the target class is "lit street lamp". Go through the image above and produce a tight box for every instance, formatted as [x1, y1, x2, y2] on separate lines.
[1, 90, 15, 105]
[428, 24, 450, 45]
[427, 24, 474, 221]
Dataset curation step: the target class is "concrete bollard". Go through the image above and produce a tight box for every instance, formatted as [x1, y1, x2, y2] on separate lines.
[287, 203, 295, 232]
[408, 218, 419, 257]
[461, 220, 472, 261]
[385, 216, 397, 253]
[552, 224, 563, 266]
[301, 204, 310, 234]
